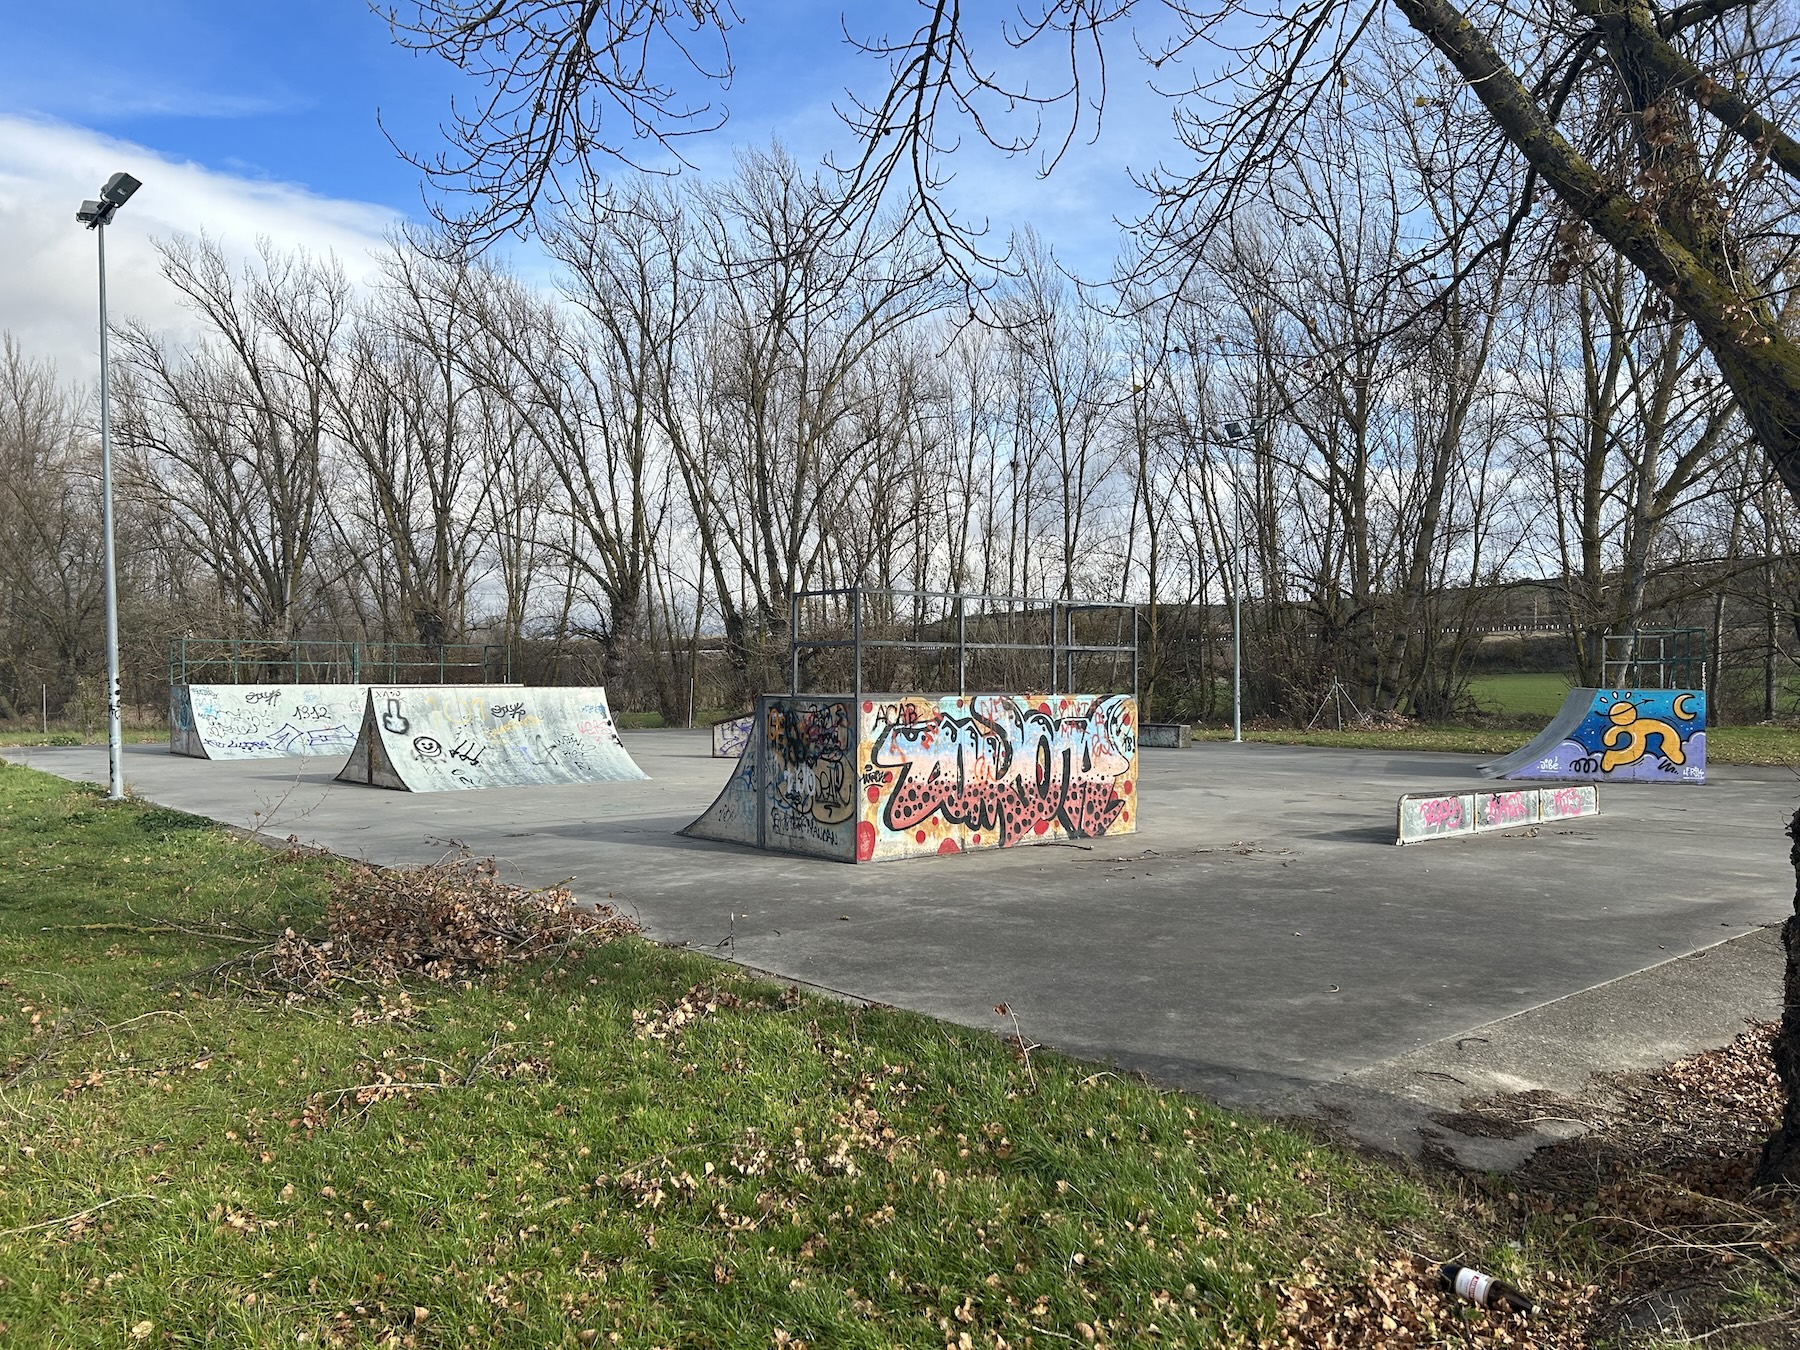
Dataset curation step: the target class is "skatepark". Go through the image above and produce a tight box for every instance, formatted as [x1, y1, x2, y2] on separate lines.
[6, 725, 1787, 1167]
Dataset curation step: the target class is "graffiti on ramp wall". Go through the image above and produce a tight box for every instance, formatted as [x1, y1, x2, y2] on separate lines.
[762, 698, 858, 857]
[337, 687, 648, 790]
[856, 693, 1137, 862]
[1531, 689, 1705, 783]
[712, 714, 754, 758]
[681, 691, 1141, 863]
[173, 684, 365, 759]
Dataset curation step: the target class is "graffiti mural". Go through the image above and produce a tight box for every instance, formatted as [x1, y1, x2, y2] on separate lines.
[761, 698, 858, 856]
[1522, 689, 1705, 784]
[335, 687, 648, 791]
[171, 684, 365, 759]
[858, 694, 1137, 862]
[681, 692, 1140, 863]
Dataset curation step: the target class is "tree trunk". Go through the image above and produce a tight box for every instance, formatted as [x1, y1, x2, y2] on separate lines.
[1755, 810, 1800, 1186]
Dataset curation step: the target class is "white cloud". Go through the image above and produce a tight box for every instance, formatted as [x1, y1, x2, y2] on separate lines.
[0, 114, 402, 387]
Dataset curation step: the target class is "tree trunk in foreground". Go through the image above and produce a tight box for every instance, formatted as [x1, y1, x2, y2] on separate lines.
[1756, 811, 1800, 1186]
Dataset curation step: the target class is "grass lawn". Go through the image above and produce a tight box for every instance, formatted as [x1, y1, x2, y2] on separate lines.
[1194, 723, 1800, 766]
[0, 761, 1663, 1348]
[0, 728, 168, 748]
[1466, 674, 1575, 720]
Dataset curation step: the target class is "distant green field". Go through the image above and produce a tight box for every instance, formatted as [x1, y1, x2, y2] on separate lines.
[1466, 672, 1575, 717]
[0, 726, 167, 747]
[1194, 723, 1800, 765]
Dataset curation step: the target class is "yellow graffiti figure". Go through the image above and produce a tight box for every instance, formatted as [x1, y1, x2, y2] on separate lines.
[1600, 700, 1686, 772]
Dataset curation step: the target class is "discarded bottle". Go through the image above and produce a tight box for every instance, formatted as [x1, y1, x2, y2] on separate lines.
[1439, 1262, 1534, 1313]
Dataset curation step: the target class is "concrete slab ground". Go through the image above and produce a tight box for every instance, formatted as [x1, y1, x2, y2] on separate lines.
[6, 735, 1790, 1166]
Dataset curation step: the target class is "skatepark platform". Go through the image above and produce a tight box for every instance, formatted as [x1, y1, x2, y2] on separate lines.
[6, 733, 1786, 1168]
[1396, 783, 1599, 845]
[683, 692, 1138, 862]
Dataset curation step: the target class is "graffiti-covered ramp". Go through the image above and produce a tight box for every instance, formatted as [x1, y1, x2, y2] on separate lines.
[171, 684, 369, 760]
[1478, 687, 1706, 784]
[682, 692, 1139, 863]
[336, 687, 648, 791]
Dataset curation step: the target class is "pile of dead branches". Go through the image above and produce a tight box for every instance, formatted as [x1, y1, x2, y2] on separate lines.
[216, 853, 638, 996]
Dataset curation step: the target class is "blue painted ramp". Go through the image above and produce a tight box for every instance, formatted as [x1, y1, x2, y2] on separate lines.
[1478, 687, 1705, 784]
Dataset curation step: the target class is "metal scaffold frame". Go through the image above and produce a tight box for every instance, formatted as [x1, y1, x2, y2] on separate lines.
[787, 586, 1139, 702]
[1602, 628, 1706, 690]
[168, 637, 513, 688]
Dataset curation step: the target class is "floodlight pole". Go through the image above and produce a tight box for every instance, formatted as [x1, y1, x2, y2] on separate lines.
[96, 220, 124, 799]
[1231, 452, 1243, 744]
[78, 173, 139, 799]
[1218, 425, 1252, 745]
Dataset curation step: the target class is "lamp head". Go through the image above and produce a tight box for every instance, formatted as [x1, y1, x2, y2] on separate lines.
[100, 172, 140, 206]
[75, 172, 140, 229]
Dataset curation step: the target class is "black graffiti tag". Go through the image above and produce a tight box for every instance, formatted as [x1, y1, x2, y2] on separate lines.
[382, 698, 411, 735]
[450, 740, 485, 766]
[412, 735, 443, 760]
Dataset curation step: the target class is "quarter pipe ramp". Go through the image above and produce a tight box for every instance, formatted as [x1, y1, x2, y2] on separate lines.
[334, 686, 648, 791]
[711, 714, 753, 758]
[684, 692, 1138, 863]
[170, 684, 368, 760]
[1477, 687, 1705, 784]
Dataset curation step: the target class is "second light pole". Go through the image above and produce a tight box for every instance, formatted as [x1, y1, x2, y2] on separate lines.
[1219, 419, 1257, 745]
[76, 171, 142, 801]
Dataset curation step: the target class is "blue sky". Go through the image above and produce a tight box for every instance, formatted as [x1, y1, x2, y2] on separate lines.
[0, 1, 1180, 378]
[2, 1, 890, 215]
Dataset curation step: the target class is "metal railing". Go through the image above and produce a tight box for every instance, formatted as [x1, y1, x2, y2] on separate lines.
[1602, 628, 1706, 690]
[168, 637, 513, 688]
[788, 586, 1139, 700]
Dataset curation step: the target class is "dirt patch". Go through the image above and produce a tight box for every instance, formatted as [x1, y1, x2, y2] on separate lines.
[1453, 1024, 1800, 1347]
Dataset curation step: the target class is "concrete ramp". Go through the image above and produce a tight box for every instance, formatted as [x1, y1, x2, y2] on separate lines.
[170, 683, 367, 759]
[1478, 687, 1705, 784]
[335, 686, 648, 791]
[684, 692, 1138, 862]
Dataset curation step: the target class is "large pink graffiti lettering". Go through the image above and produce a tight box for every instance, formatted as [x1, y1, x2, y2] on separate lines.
[1483, 792, 1530, 823]
[1549, 788, 1585, 816]
[870, 696, 1135, 845]
[1417, 797, 1464, 829]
